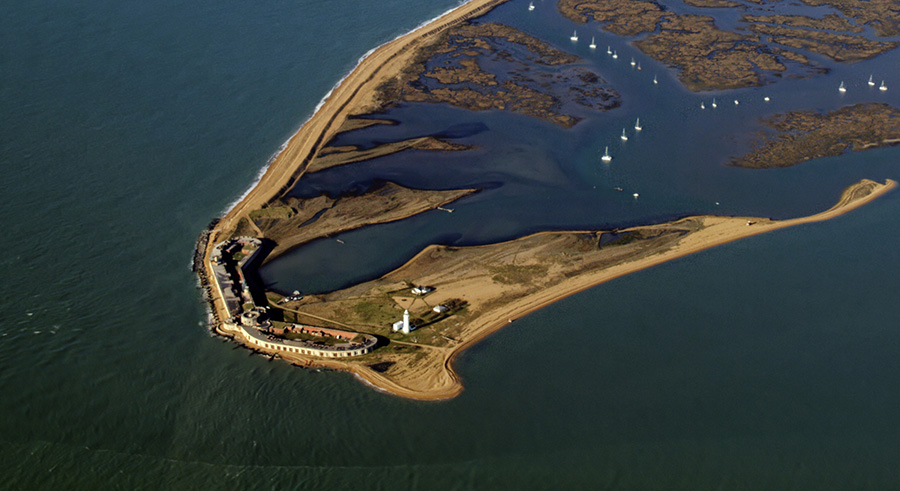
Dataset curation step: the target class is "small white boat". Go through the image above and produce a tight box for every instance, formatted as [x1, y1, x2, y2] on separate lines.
[734, 99, 739, 105]
[633, 193, 639, 199]
[711, 98, 717, 108]
[868, 75, 875, 86]
[601, 146, 612, 162]
[764, 96, 770, 102]
[634, 118, 642, 131]
[612, 50, 618, 59]
[607, 46, 612, 55]
[880, 80, 888, 91]
[653, 75, 658, 84]
[620, 128, 628, 141]
[589, 36, 596, 49]
[630, 57, 636, 67]
[570, 30, 578, 42]
[839, 81, 846, 93]
[700, 101, 705, 110]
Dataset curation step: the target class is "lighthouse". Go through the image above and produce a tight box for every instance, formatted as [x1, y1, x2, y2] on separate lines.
[402, 310, 411, 334]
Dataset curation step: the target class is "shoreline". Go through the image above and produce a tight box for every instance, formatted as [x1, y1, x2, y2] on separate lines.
[432, 179, 897, 400]
[194, 0, 898, 401]
[215, 0, 509, 229]
[201, 0, 511, 330]
[236, 179, 893, 401]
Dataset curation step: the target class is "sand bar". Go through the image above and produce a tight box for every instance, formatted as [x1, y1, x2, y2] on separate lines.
[249, 179, 895, 400]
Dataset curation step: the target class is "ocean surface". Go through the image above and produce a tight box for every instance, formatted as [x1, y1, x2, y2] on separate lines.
[2, 0, 900, 488]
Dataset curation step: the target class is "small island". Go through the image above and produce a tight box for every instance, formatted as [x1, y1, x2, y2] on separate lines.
[731, 103, 900, 169]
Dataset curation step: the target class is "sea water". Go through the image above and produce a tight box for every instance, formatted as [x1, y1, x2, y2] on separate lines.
[2, 0, 900, 487]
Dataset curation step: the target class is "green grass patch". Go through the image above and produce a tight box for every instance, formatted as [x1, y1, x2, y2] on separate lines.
[229, 217, 258, 239]
[490, 264, 548, 285]
[353, 300, 399, 325]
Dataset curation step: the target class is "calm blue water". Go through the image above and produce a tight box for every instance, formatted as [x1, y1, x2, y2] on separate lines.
[3, 0, 900, 488]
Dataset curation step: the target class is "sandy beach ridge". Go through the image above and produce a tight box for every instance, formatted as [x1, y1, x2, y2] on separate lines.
[248, 179, 895, 401]
[202, 0, 510, 324]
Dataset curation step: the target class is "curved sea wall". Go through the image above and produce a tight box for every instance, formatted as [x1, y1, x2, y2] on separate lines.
[233, 323, 378, 358]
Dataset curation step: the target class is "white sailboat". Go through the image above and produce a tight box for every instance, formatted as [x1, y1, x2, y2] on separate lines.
[734, 99, 739, 105]
[570, 30, 578, 42]
[630, 57, 636, 67]
[607, 46, 612, 55]
[653, 74, 658, 84]
[634, 118, 642, 131]
[589, 36, 596, 49]
[839, 81, 846, 93]
[612, 50, 618, 59]
[868, 75, 875, 86]
[700, 101, 705, 110]
[880, 80, 888, 91]
[620, 128, 628, 141]
[601, 146, 612, 162]
[711, 98, 717, 108]
[528, 1, 535, 10]
[764, 96, 770, 102]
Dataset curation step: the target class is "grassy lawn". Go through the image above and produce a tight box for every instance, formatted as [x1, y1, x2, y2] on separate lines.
[353, 299, 401, 326]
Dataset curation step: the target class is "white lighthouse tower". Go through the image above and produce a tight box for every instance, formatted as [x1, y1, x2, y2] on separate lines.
[402, 310, 411, 334]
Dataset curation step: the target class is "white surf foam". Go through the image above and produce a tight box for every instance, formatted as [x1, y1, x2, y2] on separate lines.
[220, 0, 471, 216]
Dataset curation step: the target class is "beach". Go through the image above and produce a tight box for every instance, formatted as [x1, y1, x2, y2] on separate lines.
[202, 0, 511, 324]
[233, 179, 895, 400]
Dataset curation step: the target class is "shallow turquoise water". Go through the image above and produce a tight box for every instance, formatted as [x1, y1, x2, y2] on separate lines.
[2, 0, 900, 488]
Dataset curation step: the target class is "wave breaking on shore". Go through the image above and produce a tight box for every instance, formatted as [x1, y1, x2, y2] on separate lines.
[220, 0, 471, 216]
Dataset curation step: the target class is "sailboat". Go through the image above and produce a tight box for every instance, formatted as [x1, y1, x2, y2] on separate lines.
[589, 37, 596, 49]
[612, 50, 618, 59]
[634, 118, 642, 131]
[637, 62, 642, 71]
[734, 99, 739, 105]
[839, 81, 846, 93]
[601, 146, 612, 162]
[528, 1, 535, 10]
[880, 80, 888, 91]
[620, 128, 628, 141]
[653, 75, 658, 84]
[868, 75, 875, 86]
[607, 46, 612, 55]
[570, 30, 578, 42]
[711, 98, 717, 108]
[630, 57, 636, 67]
[700, 101, 705, 110]
[764, 96, 770, 102]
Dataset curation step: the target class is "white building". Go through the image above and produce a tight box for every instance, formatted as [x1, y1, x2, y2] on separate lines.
[392, 310, 415, 334]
